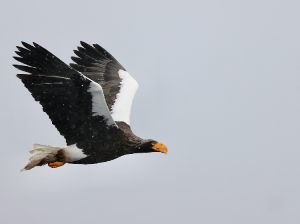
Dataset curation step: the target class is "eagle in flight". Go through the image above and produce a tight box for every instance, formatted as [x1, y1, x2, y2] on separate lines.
[13, 41, 168, 171]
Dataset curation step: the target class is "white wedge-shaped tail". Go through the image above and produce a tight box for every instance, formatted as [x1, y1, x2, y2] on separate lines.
[21, 144, 63, 171]
[21, 144, 88, 171]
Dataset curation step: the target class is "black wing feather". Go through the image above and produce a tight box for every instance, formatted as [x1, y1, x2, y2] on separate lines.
[70, 41, 124, 111]
[14, 42, 118, 146]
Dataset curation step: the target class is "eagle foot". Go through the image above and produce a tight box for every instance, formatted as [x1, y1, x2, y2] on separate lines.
[48, 161, 65, 168]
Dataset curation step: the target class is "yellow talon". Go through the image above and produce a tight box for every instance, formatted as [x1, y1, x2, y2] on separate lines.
[48, 161, 65, 168]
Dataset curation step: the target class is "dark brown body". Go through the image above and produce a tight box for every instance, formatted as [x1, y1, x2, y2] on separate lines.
[70, 122, 154, 164]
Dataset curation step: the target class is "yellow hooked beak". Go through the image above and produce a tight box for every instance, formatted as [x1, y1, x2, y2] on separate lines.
[152, 142, 168, 154]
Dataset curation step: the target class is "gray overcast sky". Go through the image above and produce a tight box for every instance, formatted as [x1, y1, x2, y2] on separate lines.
[1, 0, 300, 223]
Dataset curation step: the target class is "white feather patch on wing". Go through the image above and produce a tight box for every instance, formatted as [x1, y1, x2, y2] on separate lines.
[111, 69, 139, 125]
[87, 81, 117, 127]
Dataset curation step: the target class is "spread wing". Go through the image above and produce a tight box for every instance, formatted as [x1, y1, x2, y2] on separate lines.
[13, 42, 118, 146]
[70, 41, 139, 125]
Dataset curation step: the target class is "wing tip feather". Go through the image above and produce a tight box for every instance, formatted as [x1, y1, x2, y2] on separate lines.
[21, 41, 34, 49]
[80, 41, 89, 47]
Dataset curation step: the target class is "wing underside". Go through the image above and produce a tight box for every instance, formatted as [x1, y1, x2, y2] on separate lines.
[70, 42, 139, 125]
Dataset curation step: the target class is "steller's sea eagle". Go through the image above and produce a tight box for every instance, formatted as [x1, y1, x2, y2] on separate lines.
[13, 41, 168, 171]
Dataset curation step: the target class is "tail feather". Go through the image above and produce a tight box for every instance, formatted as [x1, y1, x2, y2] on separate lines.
[21, 144, 64, 171]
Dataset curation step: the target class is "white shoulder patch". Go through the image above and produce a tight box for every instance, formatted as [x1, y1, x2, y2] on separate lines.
[111, 69, 139, 125]
[87, 81, 117, 126]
